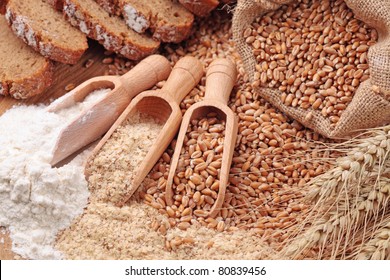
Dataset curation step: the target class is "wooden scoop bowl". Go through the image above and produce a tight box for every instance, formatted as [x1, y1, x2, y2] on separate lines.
[165, 58, 238, 218]
[47, 54, 171, 166]
[85, 56, 204, 206]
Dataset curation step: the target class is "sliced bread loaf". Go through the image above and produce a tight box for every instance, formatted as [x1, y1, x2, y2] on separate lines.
[5, 0, 88, 65]
[0, 17, 54, 99]
[94, 0, 194, 43]
[179, 0, 219, 17]
[63, 0, 160, 60]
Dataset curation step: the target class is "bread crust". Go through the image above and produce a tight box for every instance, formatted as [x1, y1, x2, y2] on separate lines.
[5, 1, 88, 65]
[179, 0, 219, 17]
[152, 22, 193, 44]
[63, 0, 160, 60]
[0, 0, 8, 14]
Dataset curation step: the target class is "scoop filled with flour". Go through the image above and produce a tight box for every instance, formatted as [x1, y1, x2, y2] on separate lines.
[0, 89, 109, 259]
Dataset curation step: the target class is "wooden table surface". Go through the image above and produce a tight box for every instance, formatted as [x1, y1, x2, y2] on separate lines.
[0, 41, 111, 260]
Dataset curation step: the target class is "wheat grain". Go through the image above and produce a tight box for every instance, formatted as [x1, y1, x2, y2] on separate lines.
[246, 0, 377, 124]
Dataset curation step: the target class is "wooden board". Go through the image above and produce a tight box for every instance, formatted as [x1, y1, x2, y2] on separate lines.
[0, 40, 111, 260]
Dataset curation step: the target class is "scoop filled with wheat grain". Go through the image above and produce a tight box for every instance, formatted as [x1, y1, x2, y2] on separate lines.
[165, 58, 239, 218]
[85, 56, 203, 206]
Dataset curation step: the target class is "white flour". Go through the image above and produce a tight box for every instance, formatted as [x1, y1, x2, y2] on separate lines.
[0, 88, 110, 259]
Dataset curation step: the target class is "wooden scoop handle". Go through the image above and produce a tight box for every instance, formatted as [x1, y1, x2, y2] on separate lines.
[161, 56, 203, 103]
[120, 54, 171, 92]
[205, 58, 237, 104]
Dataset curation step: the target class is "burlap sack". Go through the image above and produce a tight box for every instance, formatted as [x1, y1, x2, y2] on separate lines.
[232, 0, 390, 138]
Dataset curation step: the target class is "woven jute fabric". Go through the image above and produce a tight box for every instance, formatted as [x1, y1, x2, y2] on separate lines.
[232, 0, 390, 138]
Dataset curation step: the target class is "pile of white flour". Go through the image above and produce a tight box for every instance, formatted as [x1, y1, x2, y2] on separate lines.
[0, 89, 109, 259]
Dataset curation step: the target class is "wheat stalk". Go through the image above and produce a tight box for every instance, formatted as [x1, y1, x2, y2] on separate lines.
[354, 217, 390, 260]
[280, 126, 390, 259]
[306, 127, 390, 202]
[282, 175, 390, 259]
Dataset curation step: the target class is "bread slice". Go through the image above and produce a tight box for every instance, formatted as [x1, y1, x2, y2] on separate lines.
[94, 0, 121, 16]
[63, 0, 160, 60]
[0, 17, 54, 99]
[44, 0, 63, 10]
[5, 0, 88, 65]
[94, 0, 149, 32]
[94, 0, 194, 43]
[179, 0, 219, 17]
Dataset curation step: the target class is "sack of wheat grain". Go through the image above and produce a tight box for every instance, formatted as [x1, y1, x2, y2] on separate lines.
[232, 0, 390, 138]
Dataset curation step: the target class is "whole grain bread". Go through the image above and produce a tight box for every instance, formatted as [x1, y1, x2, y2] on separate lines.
[94, 0, 194, 43]
[94, 0, 121, 16]
[63, 0, 160, 60]
[44, 0, 63, 10]
[0, 17, 54, 99]
[179, 0, 219, 17]
[5, 0, 88, 65]
[93, 0, 152, 34]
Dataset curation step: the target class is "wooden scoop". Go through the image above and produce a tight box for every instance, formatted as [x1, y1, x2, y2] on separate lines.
[165, 58, 238, 218]
[85, 56, 204, 206]
[47, 54, 171, 166]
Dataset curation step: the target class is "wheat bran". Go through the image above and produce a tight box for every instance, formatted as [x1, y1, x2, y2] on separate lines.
[56, 201, 275, 259]
[87, 112, 163, 205]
